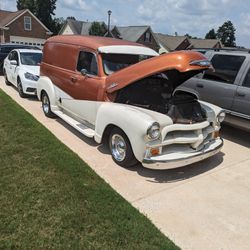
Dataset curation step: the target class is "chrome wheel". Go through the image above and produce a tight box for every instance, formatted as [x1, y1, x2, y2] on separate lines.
[42, 94, 50, 114]
[111, 134, 127, 162]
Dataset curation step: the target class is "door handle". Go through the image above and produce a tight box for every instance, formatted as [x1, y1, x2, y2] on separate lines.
[236, 91, 245, 97]
[196, 83, 204, 88]
[70, 76, 77, 83]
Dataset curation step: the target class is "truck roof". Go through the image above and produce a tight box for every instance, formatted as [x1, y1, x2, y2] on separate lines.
[46, 35, 149, 51]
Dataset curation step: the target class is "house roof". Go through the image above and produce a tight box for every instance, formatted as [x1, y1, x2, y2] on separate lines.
[0, 9, 26, 27]
[155, 33, 188, 51]
[61, 19, 108, 36]
[116, 26, 149, 42]
[188, 38, 222, 49]
[66, 19, 84, 34]
[0, 9, 51, 32]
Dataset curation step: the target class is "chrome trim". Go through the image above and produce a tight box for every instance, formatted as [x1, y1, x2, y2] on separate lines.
[224, 109, 250, 120]
[142, 138, 223, 170]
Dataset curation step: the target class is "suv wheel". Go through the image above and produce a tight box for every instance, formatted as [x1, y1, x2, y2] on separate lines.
[109, 127, 138, 168]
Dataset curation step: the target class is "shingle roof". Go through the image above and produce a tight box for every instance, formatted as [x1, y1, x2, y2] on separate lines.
[0, 9, 26, 27]
[155, 33, 188, 51]
[66, 19, 84, 34]
[117, 26, 149, 42]
[63, 20, 107, 35]
[188, 38, 222, 49]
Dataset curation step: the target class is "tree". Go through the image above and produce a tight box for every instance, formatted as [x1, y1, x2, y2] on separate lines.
[17, 0, 36, 13]
[217, 21, 236, 47]
[35, 0, 57, 30]
[51, 17, 65, 35]
[67, 16, 76, 20]
[184, 33, 198, 39]
[205, 29, 217, 39]
[17, 0, 57, 33]
[89, 22, 107, 36]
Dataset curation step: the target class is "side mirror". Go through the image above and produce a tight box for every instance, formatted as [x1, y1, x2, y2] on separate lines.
[80, 68, 88, 76]
[10, 60, 17, 66]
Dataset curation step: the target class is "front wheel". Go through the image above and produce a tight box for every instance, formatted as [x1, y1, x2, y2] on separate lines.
[109, 127, 138, 168]
[41, 91, 56, 118]
[17, 78, 27, 98]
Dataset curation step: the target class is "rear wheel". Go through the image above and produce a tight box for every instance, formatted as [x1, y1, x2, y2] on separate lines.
[109, 127, 138, 168]
[3, 69, 11, 86]
[41, 91, 56, 118]
[17, 78, 27, 98]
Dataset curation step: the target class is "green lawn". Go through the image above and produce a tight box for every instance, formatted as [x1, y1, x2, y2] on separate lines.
[0, 90, 179, 250]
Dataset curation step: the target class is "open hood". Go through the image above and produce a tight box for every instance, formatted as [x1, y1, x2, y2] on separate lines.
[106, 51, 211, 93]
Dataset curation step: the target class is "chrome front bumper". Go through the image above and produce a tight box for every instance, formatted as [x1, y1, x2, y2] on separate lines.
[142, 138, 223, 170]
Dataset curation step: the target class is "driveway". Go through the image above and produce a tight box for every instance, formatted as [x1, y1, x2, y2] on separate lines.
[1, 76, 250, 250]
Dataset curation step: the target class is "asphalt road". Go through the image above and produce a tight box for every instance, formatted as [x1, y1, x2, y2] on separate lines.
[1, 76, 250, 250]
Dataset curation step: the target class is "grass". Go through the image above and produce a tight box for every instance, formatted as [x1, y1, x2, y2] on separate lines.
[0, 90, 179, 250]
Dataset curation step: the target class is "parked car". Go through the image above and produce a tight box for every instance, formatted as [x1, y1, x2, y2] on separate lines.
[3, 49, 42, 97]
[37, 35, 225, 169]
[180, 49, 250, 132]
[0, 43, 40, 73]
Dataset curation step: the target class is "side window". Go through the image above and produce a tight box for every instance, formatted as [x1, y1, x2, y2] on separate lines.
[203, 54, 245, 84]
[8, 51, 14, 60]
[77, 51, 98, 76]
[243, 68, 250, 88]
[12, 51, 19, 64]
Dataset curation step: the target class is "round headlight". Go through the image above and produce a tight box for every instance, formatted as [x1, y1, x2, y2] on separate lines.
[217, 111, 226, 123]
[147, 123, 160, 140]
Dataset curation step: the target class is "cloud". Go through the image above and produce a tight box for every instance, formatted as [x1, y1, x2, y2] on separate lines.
[61, 0, 90, 11]
[0, 0, 16, 11]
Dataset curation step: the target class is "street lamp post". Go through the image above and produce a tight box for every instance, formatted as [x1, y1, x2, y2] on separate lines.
[107, 10, 112, 36]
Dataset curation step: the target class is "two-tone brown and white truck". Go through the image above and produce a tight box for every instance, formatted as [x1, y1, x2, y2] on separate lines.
[37, 35, 225, 169]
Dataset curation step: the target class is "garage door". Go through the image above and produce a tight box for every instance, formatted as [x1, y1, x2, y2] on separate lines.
[9, 36, 46, 49]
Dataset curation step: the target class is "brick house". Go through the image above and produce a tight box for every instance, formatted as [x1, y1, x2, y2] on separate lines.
[0, 9, 52, 48]
[60, 19, 160, 51]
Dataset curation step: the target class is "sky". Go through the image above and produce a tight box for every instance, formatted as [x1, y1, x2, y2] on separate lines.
[1, 0, 250, 48]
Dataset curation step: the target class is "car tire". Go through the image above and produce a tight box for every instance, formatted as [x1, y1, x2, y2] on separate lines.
[109, 127, 138, 168]
[17, 78, 27, 98]
[41, 91, 56, 118]
[3, 69, 11, 86]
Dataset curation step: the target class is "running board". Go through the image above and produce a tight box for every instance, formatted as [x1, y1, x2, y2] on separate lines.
[53, 110, 95, 138]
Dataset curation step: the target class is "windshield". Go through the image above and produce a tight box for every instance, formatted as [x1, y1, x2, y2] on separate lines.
[20, 52, 42, 66]
[102, 53, 153, 75]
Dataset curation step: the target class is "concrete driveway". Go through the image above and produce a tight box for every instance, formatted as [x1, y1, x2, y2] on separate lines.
[1, 76, 250, 250]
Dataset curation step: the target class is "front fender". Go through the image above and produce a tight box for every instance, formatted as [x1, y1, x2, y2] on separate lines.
[94, 103, 157, 161]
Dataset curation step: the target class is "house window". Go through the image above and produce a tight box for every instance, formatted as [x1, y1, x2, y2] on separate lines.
[144, 32, 151, 42]
[24, 16, 32, 31]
